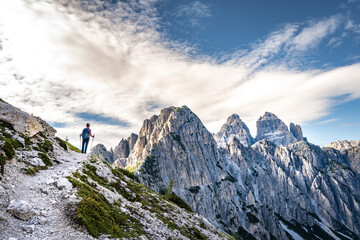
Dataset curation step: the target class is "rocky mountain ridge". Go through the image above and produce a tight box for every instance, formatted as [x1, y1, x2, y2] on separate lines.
[109, 106, 360, 239]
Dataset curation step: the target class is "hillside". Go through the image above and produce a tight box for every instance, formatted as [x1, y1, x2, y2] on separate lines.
[0, 100, 231, 240]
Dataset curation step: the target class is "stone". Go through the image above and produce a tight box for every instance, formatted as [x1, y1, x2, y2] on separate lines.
[56, 178, 73, 191]
[0, 101, 44, 137]
[22, 224, 35, 233]
[24, 157, 46, 167]
[0, 215, 8, 231]
[7, 199, 35, 221]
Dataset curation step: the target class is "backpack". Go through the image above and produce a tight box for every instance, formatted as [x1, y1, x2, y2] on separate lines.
[82, 128, 90, 139]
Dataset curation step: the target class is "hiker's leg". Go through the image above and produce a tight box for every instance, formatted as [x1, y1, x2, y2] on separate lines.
[84, 138, 89, 153]
[81, 139, 86, 153]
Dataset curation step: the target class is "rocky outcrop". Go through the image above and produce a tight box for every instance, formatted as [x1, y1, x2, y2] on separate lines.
[256, 112, 297, 146]
[0, 101, 44, 137]
[92, 133, 139, 166]
[122, 106, 360, 240]
[289, 122, 304, 141]
[6, 199, 35, 221]
[91, 144, 113, 163]
[325, 140, 360, 176]
[214, 114, 254, 147]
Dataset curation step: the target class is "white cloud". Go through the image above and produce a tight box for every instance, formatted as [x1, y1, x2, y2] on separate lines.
[174, 1, 211, 27]
[315, 118, 341, 125]
[0, 0, 359, 148]
[289, 15, 342, 51]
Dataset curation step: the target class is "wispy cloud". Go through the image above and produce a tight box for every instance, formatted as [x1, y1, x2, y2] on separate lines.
[289, 15, 341, 52]
[0, 0, 360, 147]
[315, 118, 341, 125]
[174, 1, 211, 27]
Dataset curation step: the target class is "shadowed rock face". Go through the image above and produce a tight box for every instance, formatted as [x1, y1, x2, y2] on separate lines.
[290, 122, 304, 141]
[122, 106, 360, 240]
[214, 114, 255, 147]
[256, 112, 297, 146]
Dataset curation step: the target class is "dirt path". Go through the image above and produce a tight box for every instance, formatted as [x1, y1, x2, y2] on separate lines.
[0, 150, 95, 240]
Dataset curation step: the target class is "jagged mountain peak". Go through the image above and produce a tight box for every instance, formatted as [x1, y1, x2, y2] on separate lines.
[256, 111, 297, 146]
[215, 113, 254, 147]
[259, 111, 279, 120]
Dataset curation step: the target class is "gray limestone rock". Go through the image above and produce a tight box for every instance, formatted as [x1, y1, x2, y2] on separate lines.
[0, 101, 44, 137]
[7, 199, 35, 221]
[91, 144, 114, 163]
[289, 122, 304, 141]
[214, 114, 255, 147]
[256, 112, 297, 146]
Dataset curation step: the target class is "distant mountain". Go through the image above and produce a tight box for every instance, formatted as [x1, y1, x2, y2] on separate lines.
[256, 112, 298, 146]
[109, 106, 360, 239]
[214, 114, 255, 147]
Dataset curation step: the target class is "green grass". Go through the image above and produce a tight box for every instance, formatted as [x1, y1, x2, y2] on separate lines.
[38, 152, 53, 166]
[37, 139, 53, 153]
[66, 142, 81, 153]
[68, 158, 229, 240]
[55, 137, 68, 151]
[0, 154, 6, 175]
[67, 176, 146, 238]
[23, 166, 47, 175]
[113, 168, 139, 182]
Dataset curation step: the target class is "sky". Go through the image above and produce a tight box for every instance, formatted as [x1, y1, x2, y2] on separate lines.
[0, 0, 359, 148]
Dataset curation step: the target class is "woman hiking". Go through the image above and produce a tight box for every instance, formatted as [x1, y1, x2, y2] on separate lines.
[80, 123, 95, 153]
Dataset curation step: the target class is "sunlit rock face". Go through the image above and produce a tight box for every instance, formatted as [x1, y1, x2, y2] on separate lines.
[120, 106, 360, 239]
[256, 112, 297, 146]
[0, 100, 45, 137]
[214, 114, 255, 148]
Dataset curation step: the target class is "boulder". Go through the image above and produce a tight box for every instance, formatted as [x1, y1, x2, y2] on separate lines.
[7, 199, 35, 220]
[0, 101, 43, 137]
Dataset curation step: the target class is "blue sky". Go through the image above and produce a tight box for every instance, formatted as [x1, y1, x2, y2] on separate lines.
[0, 0, 359, 148]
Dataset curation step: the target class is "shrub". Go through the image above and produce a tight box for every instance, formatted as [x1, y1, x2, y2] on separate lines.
[55, 137, 68, 151]
[38, 152, 52, 166]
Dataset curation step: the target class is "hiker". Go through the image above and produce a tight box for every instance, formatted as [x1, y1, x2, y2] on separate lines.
[80, 123, 95, 153]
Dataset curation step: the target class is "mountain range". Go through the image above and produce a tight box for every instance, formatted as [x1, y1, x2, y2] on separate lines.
[94, 105, 360, 239]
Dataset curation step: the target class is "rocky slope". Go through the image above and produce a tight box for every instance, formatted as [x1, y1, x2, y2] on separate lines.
[0, 101, 230, 240]
[113, 106, 360, 239]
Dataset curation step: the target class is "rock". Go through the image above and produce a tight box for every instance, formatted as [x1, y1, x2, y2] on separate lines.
[214, 114, 255, 147]
[256, 112, 297, 146]
[38, 216, 48, 225]
[23, 157, 46, 167]
[56, 178, 73, 190]
[7, 199, 35, 221]
[91, 144, 114, 163]
[0, 215, 8, 231]
[289, 122, 304, 141]
[22, 224, 35, 233]
[0, 101, 44, 137]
